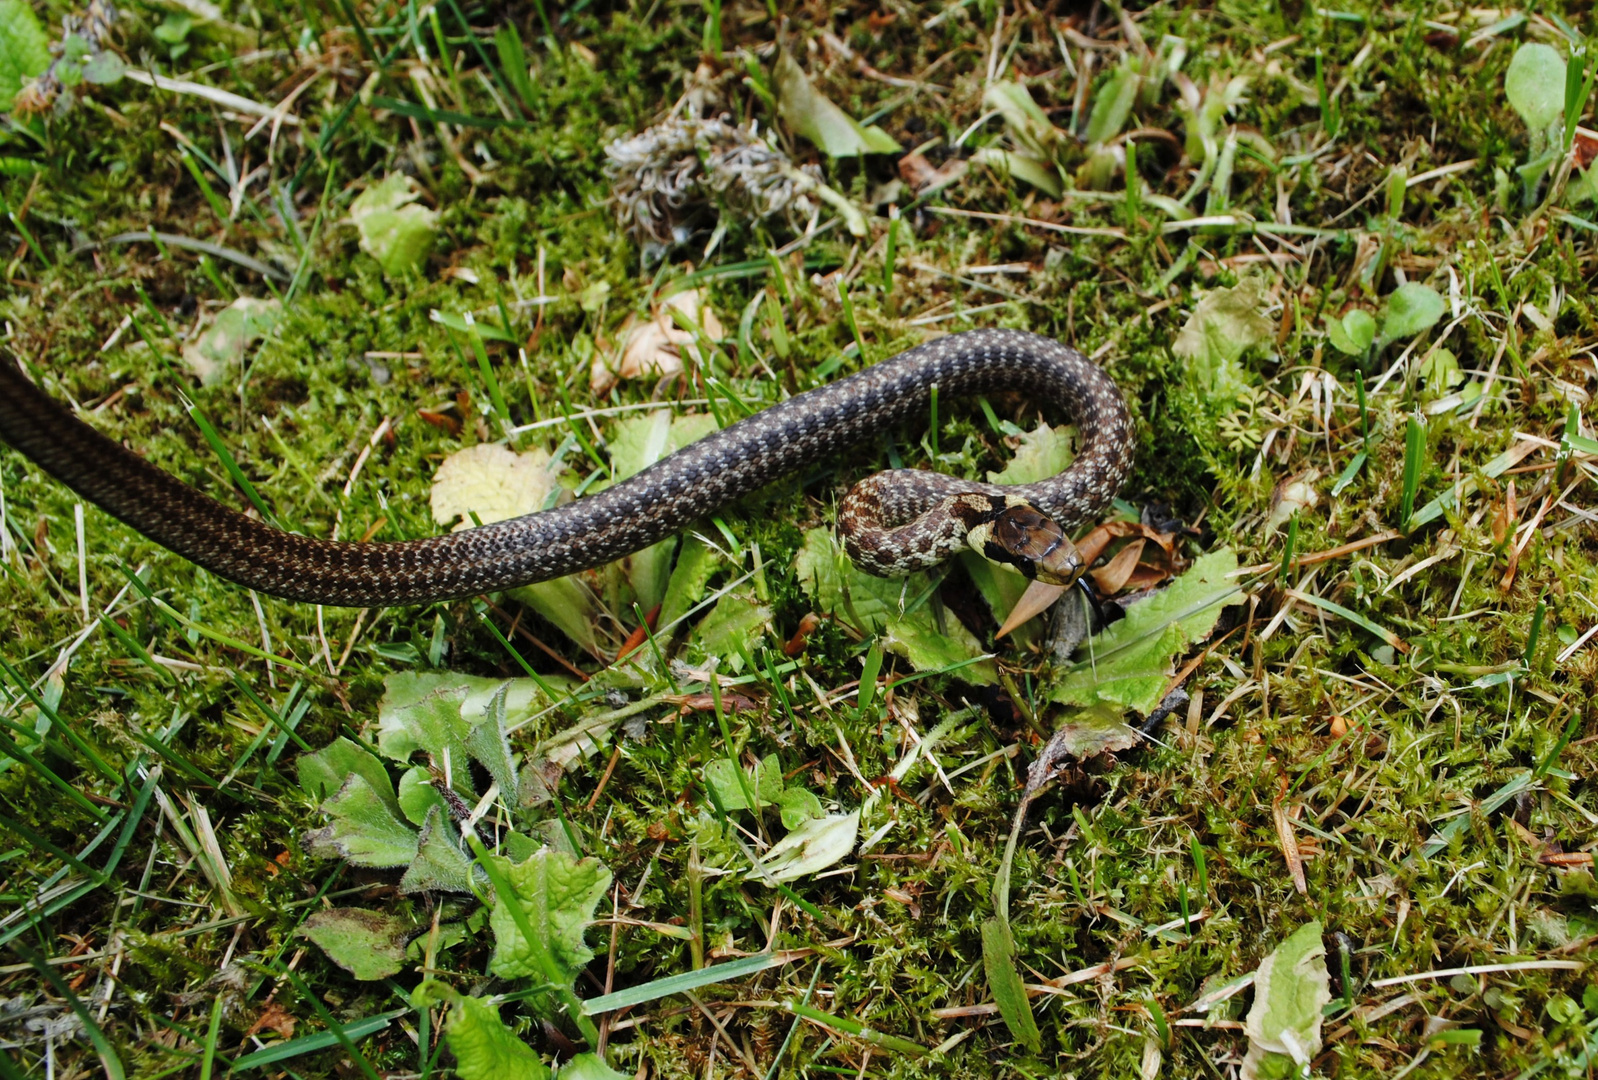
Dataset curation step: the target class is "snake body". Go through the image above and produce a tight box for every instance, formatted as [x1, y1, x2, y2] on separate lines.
[0, 328, 1133, 607]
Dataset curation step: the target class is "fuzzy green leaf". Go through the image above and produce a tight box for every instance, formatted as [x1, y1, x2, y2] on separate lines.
[305, 774, 420, 868]
[297, 735, 400, 818]
[1325, 309, 1375, 356]
[301, 908, 409, 981]
[446, 994, 550, 1080]
[705, 753, 783, 811]
[795, 528, 995, 683]
[0, 0, 50, 113]
[487, 849, 612, 983]
[1048, 548, 1242, 714]
[686, 588, 772, 671]
[399, 807, 478, 895]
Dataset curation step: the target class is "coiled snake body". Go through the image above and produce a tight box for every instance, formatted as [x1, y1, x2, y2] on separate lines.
[0, 328, 1133, 607]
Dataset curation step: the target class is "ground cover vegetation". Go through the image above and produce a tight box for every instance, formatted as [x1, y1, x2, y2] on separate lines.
[0, 0, 1596, 1076]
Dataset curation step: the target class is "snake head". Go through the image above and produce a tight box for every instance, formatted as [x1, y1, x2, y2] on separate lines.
[964, 498, 1085, 586]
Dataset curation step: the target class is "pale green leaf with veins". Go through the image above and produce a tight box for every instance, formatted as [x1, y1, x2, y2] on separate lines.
[1048, 548, 1243, 715]
[349, 173, 438, 276]
[445, 994, 550, 1080]
[304, 774, 419, 868]
[487, 849, 612, 983]
[1172, 278, 1273, 408]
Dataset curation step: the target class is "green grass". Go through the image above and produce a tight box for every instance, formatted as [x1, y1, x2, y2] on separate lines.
[2, 1, 1598, 1077]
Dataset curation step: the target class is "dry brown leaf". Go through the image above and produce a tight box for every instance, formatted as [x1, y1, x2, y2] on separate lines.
[592, 288, 724, 393]
[1090, 538, 1146, 594]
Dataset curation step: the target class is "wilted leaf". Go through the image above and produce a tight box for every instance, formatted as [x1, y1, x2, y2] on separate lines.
[305, 774, 420, 868]
[349, 174, 438, 277]
[982, 916, 1042, 1054]
[1172, 278, 1273, 407]
[758, 810, 859, 881]
[180, 296, 280, 385]
[774, 48, 900, 157]
[445, 993, 550, 1080]
[0, 0, 50, 112]
[430, 443, 561, 533]
[1505, 43, 1567, 134]
[1378, 282, 1446, 346]
[1048, 548, 1242, 714]
[487, 849, 612, 983]
[1241, 921, 1331, 1080]
[1045, 700, 1142, 758]
[301, 908, 409, 981]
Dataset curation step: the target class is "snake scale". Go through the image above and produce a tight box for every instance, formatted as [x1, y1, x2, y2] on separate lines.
[0, 328, 1133, 608]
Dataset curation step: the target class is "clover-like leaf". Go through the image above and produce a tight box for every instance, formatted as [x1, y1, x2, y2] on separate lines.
[1378, 282, 1446, 346]
[1325, 309, 1376, 357]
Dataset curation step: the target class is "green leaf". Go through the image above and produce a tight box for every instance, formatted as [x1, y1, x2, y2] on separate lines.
[510, 575, 604, 656]
[559, 1053, 630, 1080]
[795, 528, 995, 683]
[305, 774, 420, 868]
[0, 0, 50, 112]
[1241, 921, 1330, 1080]
[1048, 549, 1243, 714]
[982, 81, 1062, 160]
[774, 47, 900, 157]
[1420, 347, 1464, 397]
[777, 786, 824, 830]
[180, 296, 281, 385]
[657, 534, 723, 633]
[969, 149, 1063, 197]
[1083, 60, 1140, 146]
[378, 673, 556, 799]
[80, 51, 123, 85]
[757, 811, 859, 882]
[445, 994, 550, 1080]
[606, 412, 720, 611]
[297, 736, 400, 817]
[705, 753, 783, 812]
[349, 174, 438, 277]
[1505, 42, 1567, 134]
[300, 908, 409, 981]
[1171, 278, 1273, 408]
[986, 422, 1078, 486]
[582, 953, 796, 1015]
[685, 589, 772, 670]
[1378, 282, 1446, 346]
[487, 849, 612, 983]
[1324, 309, 1375, 356]
[397, 766, 448, 826]
[982, 916, 1041, 1054]
[399, 807, 478, 894]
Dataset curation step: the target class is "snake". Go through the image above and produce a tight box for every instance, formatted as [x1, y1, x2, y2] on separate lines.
[0, 328, 1134, 608]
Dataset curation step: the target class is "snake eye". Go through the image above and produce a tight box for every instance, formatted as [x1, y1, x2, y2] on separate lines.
[988, 505, 1084, 586]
